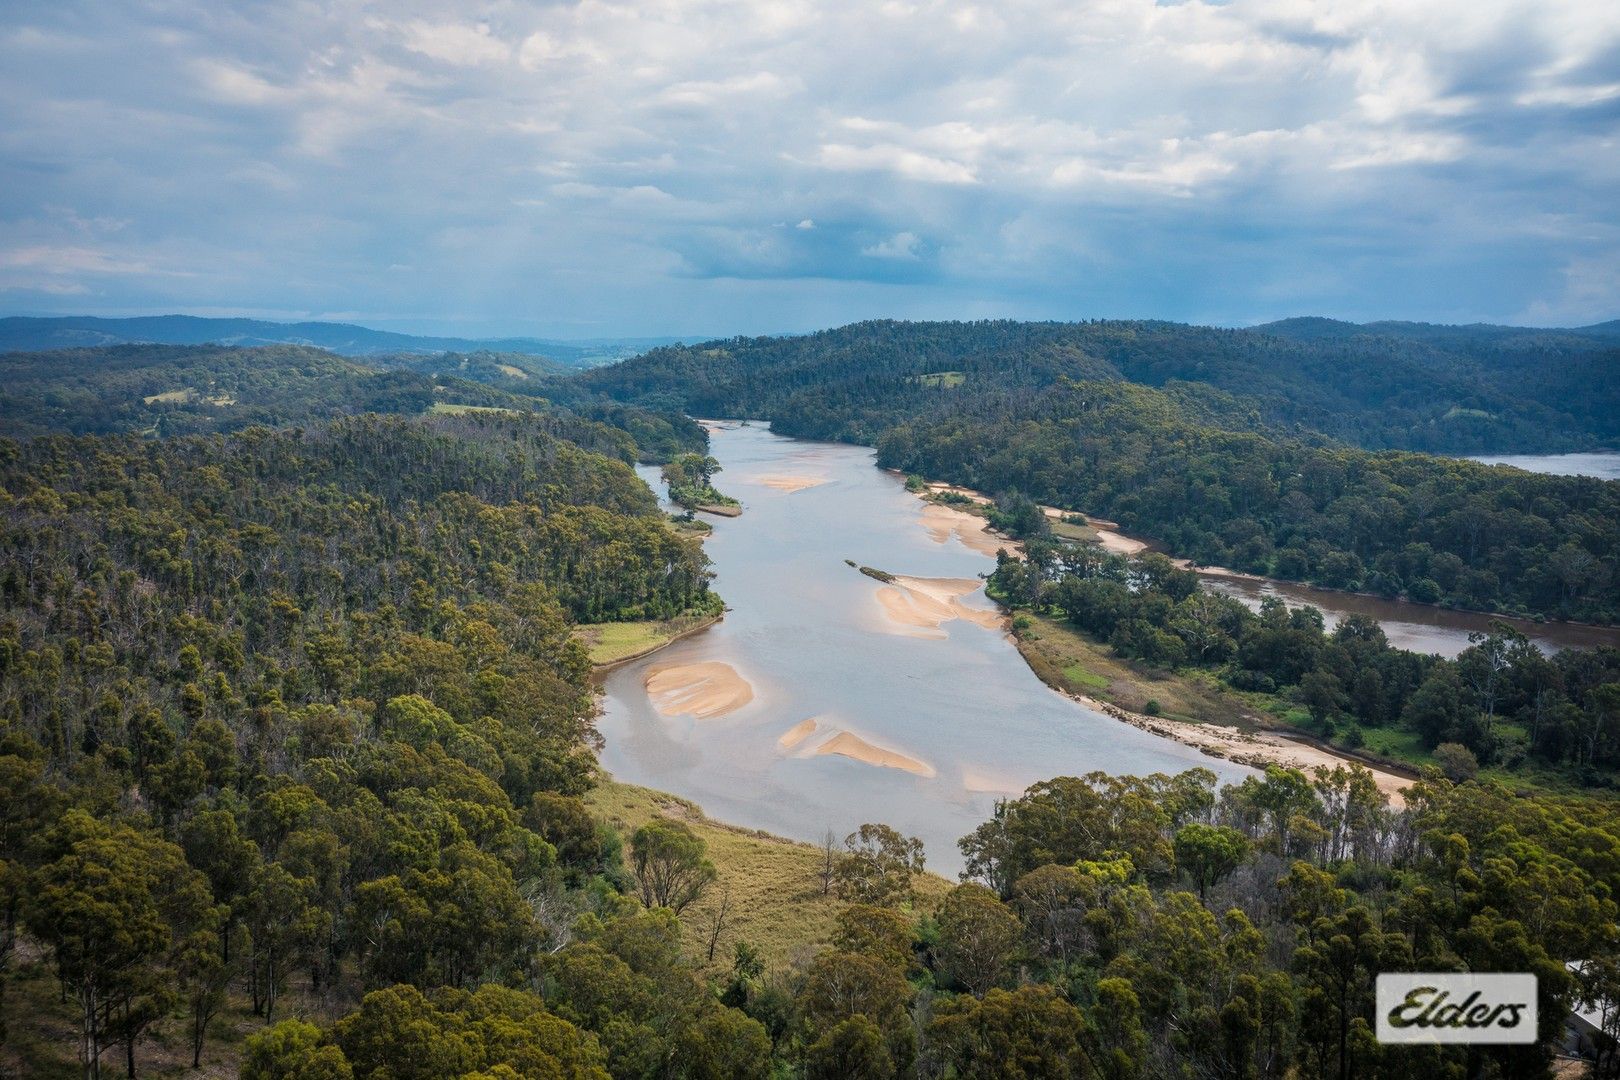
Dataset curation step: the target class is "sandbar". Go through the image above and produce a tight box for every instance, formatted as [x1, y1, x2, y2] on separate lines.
[875, 576, 1005, 637]
[748, 473, 831, 493]
[919, 503, 1017, 558]
[777, 716, 820, 749]
[960, 766, 1029, 796]
[1092, 525, 1148, 556]
[645, 661, 754, 719]
[812, 730, 936, 778]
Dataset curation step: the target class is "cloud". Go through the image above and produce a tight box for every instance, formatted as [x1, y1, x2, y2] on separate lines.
[0, 0, 1615, 333]
[863, 232, 922, 259]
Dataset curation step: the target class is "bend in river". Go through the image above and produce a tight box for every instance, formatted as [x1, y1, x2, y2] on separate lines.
[602, 425, 1251, 876]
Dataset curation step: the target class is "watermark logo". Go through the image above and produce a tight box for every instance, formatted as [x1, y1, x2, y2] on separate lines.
[1376, 973, 1537, 1044]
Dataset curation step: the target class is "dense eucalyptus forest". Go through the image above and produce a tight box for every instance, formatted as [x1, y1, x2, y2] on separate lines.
[1, 333, 1619, 1079]
[582, 322, 1620, 623]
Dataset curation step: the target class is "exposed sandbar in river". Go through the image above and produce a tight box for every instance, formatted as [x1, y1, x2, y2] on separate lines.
[875, 575, 1005, 637]
[811, 730, 936, 777]
[645, 661, 754, 719]
[918, 502, 1017, 557]
[777, 716, 820, 749]
[747, 473, 831, 493]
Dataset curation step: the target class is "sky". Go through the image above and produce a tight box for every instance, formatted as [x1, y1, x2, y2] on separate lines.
[1, 1, 1618, 339]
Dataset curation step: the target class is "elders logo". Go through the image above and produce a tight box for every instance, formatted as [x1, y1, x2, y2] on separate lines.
[1375, 973, 1537, 1044]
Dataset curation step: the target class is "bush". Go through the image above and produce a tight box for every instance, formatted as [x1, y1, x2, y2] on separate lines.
[1143, 700, 1161, 716]
[1433, 742, 1480, 782]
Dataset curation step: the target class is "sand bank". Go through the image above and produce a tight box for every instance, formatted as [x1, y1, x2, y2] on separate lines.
[1066, 692, 1412, 806]
[645, 661, 755, 719]
[919, 503, 1018, 558]
[960, 766, 1029, 795]
[811, 730, 936, 777]
[875, 576, 1005, 637]
[748, 473, 831, 493]
[1091, 524, 1149, 556]
[777, 716, 820, 749]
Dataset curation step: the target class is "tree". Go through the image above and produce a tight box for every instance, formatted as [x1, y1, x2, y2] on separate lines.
[797, 951, 915, 1074]
[1089, 977, 1147, 1080]
[176, 926, 234, 1068]
[672, 1007, 771, 1080]
[832, 824, 925, 906]
[700, 884, 734, 963]
[1010, 864, 1089, 968]
[241, 1019, 353, 1080]
[1173, 823, 1250, 901]
[804, 1016, 893, 1080]
[628, 820, 716, 915]
[934, 884, 1022, 994]
[1432, 742, 1479, 782]
[832, 905, 914, 972]
[818, 828, 838, 896]
[23, 811, 210, 1080]
[927, 985, 1090, 1079]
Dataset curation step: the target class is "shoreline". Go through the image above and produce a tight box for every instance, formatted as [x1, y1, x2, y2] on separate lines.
[888, 463, 1619, 639]
[890, 475, 1421, 800]
[588, 611, 725, 676]
[1056, 681, 1416, 804]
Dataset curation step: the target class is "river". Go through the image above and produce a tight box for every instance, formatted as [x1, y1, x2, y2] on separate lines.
[1465, 451, 1620, 480]
[1197, 574, 1619, 659]
[600, 424, 1252, 876]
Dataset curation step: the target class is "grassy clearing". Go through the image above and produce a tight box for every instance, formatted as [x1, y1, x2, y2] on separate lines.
[1048, 519, 1098, 543]
[911, 371, 966, 388]
[573, 613, 720, 667]
[1012, 610, 1267, 730]
[585, 780, 951, 976]
[142, 388, 195, 405]
[428, 402, 518, 416]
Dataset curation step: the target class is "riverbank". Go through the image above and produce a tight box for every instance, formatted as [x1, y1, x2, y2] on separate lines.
[1007, 609, 1417, 802]
[578, 610, 725, 670]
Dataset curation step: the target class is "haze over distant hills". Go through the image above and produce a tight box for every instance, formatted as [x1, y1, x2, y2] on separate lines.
[0, 314, 686, 367]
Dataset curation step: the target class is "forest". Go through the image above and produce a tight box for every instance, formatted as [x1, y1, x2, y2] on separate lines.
[0, 343, 707, 464]
[579, 324, 1620, 624]
[577, 318, 1620, 453]
[1, 335, 1619, 1079]
[990, 543, 1620, 782]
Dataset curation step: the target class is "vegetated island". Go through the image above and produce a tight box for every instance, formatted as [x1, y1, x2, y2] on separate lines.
[662, 451, 742, 516]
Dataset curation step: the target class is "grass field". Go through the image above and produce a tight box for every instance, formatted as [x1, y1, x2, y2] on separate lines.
[585, 780, 952, 975]
[428, 402, 518, 416]
[911, 371, 966, 388]
[573, 613, 721, 666]
[1013, 610, 1266, 729]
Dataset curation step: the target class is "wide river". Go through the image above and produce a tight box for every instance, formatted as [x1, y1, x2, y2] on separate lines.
[599, 424, 1251, 876]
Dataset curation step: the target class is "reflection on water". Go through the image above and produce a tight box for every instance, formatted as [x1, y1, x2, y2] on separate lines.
[1199, 574, 1620, 659]
[598, 425, 1252, 876]
[1466, 451, 1620, 481]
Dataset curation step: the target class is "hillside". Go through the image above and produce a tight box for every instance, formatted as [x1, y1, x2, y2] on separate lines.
[579, 322, 1620, 623]
[0, 314, 684, 367]
[0, 342, 708, 460]
[580, 317, 1620, 453]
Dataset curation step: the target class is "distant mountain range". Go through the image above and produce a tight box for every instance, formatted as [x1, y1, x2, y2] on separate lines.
[0, 315, 686, 368]
[1251, 315, 1620, 345]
